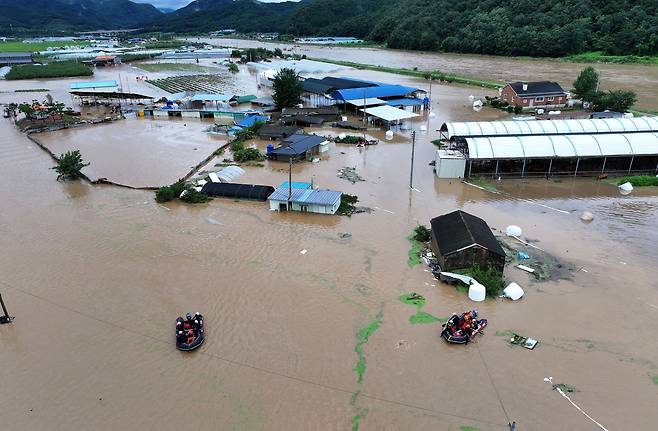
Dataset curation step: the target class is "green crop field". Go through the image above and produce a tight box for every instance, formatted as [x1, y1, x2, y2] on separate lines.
[5, 60, 93, 80]
[0, 40, 90, 53]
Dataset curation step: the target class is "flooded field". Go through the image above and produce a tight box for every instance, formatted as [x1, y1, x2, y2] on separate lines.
[2, 59, 658, 431]
[198, 37, 658, 111]
[34, 119, 225, 188]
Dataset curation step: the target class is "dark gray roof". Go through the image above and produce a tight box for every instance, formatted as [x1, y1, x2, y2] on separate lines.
[430, 210, 505, 257]
[258, 124, 301, 138]
[319, 77, 376, 90]
[302, 78, 334, 94]
[290, 114, 324, 124]
[281, 106, 339, 117]
[201, 183, 274, 201]
[508, 81, 567, 97]
[271, 134, 327, 155]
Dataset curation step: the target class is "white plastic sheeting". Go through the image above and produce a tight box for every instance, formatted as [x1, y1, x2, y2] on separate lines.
[443, 116, 658, 139]
[467, 132, 658, 160]
[361, 105, 418, 122]
[205, 166, 245, 183]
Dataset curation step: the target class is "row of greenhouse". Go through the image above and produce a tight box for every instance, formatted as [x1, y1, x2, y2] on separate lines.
[435, 117, 658, 178]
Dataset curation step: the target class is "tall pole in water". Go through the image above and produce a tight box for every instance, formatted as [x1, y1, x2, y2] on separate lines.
[0, 293, 12, 324]
[287, 145, 293, 211]
[409, 131, 416, 189]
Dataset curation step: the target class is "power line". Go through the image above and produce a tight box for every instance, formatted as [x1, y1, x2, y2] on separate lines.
[1, 279, 507, 428]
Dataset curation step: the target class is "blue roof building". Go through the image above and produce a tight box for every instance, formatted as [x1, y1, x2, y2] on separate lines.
[331, 84, 420, 102]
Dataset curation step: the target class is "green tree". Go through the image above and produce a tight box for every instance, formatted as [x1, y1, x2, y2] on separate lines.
[52, 150, 89, 180]
[18, 102, 36, 120]
[573, 66, 599, 102]
[591, 90, 637, 112]
[272, 68, 303, 109]
[227, 62, 239, 73]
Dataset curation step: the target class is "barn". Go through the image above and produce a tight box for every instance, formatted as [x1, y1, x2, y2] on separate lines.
[429, 210, 506, 275]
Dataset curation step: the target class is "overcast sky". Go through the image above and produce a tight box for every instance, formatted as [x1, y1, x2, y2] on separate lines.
[132, 0, 296, 10]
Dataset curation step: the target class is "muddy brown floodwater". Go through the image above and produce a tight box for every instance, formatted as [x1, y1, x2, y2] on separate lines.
[197, 37, 658, 111]
[1, 62, 658, 431]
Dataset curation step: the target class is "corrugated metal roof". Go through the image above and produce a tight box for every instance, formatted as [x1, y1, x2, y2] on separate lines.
[443, 117, 658, 139]
[332, 84, 420, 101]
[466, 132, 658, 159]
[270, 134, 328, 155]
[386, 98, 424, 107]
[268, 187, 342, 206]
[70, 80, 118, 90]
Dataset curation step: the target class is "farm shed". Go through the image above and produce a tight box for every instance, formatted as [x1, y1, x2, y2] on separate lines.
[430, 210, 506, 275]
[201, 183, 274, 201]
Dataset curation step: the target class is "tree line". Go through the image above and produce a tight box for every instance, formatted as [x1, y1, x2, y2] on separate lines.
[288, 0, 658, 57]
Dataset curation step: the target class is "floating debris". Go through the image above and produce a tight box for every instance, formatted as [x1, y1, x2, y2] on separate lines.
[337, 167, 365, 184]
[338, 232, 352, 239]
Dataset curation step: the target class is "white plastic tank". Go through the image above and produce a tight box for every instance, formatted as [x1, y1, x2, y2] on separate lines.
[385, 130, 394, 140]
[468, 281, 486, 302]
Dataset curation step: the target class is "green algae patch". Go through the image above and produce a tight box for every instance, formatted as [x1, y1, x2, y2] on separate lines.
[351, 410, 367, 431]
[399, 293, 444, 325]
[460, 427, 481, 431]
[409, 311, 442, 324]
[406, 235, 423, 268]
[353, 317, 383, 383]
[652, 375, 658, 385]
[495, 329, 516, 337]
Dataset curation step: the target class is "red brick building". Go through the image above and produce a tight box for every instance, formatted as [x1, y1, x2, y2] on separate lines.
[501, 81, 568, 110]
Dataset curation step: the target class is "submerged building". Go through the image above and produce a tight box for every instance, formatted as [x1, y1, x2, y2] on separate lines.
[435, 117, 658, 178]
[430, 210, 506, 274]
[268, 184, 342, 214]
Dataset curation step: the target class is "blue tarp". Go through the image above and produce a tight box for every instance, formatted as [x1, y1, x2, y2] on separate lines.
[386, 98, 423, 107]
[191, 93, 233, 102]
[279, 181, 312, 189]
[331, 84, 419, 102]
[236, 115, 268, 128]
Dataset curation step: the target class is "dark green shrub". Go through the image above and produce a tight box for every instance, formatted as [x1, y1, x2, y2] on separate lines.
[337, 194, 359, 215]
[180, 187, 209, 203]
[234, 147, 265, 163]
[412, 225, 431, 242]
[514, 105, 523, 114]
[463, 265, 503, 297]
[506, 105, 515, 113]
[155, 180, 186, 203]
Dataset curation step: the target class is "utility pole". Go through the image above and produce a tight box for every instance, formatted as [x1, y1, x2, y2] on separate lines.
[409, 131, 416, 189]
[288, 155, 292, 211]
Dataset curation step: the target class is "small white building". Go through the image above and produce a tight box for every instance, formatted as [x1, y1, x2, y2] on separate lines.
[268, 187, 342, 214]
[435, 150, 466, 178]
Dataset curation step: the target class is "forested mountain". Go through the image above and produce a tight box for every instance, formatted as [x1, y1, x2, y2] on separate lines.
[0, 0, 163, 31]
[290, 0, 658, 56]
[152, 0, 305, 33]
[2, 0, 657, 57]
